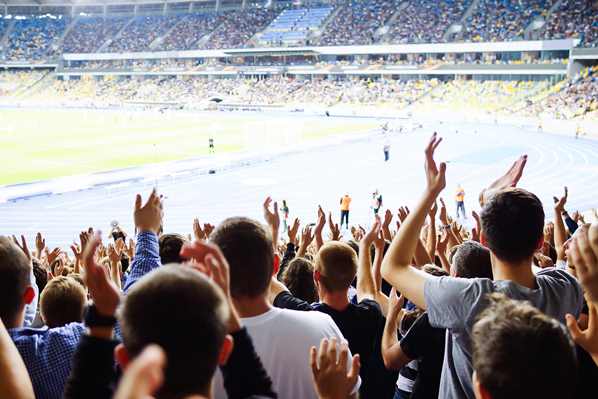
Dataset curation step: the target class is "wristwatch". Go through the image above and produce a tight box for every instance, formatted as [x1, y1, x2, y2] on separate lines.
[85, 304, 117, 327]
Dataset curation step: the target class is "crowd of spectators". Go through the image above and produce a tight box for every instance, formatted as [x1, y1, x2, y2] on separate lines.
[316, 0, 397, 46]
[387, 0, 470, 44]
[6, 16, 68, 60]
[201, 8, 279, 50]
[155, 13, 222, 51]
[0, 70, 47, 97]
[461, 0, 554, 42]
[2, 130, 598, 399]
[63, 16, 130, 54]
[520, 66, 598, 119]
[541, 0, 598, 47]
[106, 15, 185, 53]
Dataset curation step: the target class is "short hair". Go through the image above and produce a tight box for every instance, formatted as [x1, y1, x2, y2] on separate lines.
[422, 264, 449, 277]
[120, 267, 229, 398]
[481, 188, 544, 263]
[282, 257, 318, 303]
[0, 236, 32, 324]
[40, 276, 86, 328]
[449, 241, 493, 279]
[315, 241, 358, 292]
[159, 233, 188, 265]
[472, 294, 576, 399]
[210, 217, 274, 299]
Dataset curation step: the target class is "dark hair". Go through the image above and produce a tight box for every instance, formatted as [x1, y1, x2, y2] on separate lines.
[159, 234, 188, 265]
[449, 241, 493, 279]
[315, 241, 358, 292]
[120, 267, 228, 398]
[0, 236, 32, 325]
[210, 217, 273, 299]
[32, 258, 48, 293]
[422, 264, 449, 277]
[481, 188, 544, 263]
[40, 276, 86, 328]
[282, 257, 318, 303]
[472, 294, 576, 399]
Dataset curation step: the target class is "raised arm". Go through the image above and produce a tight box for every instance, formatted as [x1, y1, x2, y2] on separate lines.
[263, 197, 280, 252]
[381, 288, 410, 370]
[0, 319, 35, 399]
[314, 206, 326, 250]
[123, 189, 163, 293]
[357, 218, 381, 302]
[426, 202, 438, 261]
[553, 187, 568, 261]
[381, 133, 446, 309]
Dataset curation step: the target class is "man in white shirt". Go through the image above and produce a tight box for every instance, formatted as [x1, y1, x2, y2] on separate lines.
[210, 217, 360, 399]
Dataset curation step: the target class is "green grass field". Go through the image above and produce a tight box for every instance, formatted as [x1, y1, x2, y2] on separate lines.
[0, 108, 378, 185]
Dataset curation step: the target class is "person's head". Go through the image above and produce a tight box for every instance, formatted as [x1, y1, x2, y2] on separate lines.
[449, 241, 493, 279]
[0, 236, 35, 328]
[314, 241, 357, 294]
[40, 276, 86, 328]
[472, 294, 576, 399]
[282, 257, 318, 303]
[210, 217, 275, 300]
[480, 188, 544, 264]
[117, 266, 232, 399]
[159, 233, 189, 265]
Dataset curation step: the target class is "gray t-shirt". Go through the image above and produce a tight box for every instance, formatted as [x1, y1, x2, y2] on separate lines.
[424, 268, 583, 399]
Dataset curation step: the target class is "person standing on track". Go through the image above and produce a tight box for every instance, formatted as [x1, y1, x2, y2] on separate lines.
[340, 194, 352, 229]
[209, 137, 215, 154]
[281, 199, 290, 233]
[456, 184, 466, 219]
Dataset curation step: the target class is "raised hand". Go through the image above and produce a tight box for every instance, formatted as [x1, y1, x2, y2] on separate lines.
[113, 345, 166, 399]
[489, 155, 528, 191]
[126, 238, 136, 260]
[387, 287, 405, 314]
[567, 301, 598, 367]
[193, 218, 205, 241]
[134, 189, 163, 234]
[263, 197, 280, 231]
[298, 225, 315, 258]
[47, 247, 61, 267]
[439, 198, 449, 225]
[424, 132, 446, 195]
[180, 240, 240, 332]
[108, 243, 121, 265]
[397, 206, 410, 223]
[553, 186, 568, 213]
[535, 253, 554, 268]
[566, 224, 598, 303]
[83, 232, 121, 317]
[436, 230, 450, 257]
[35, 232, 46, 259]
[328, 212, 341, 241]
[12, 235, 31, 262]
[362, 216, 382, 245]
[288, 218, 300, 244]
[310, 338, 360, 399]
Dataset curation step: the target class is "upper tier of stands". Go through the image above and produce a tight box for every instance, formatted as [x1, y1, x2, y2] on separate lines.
[0, 0, 596, 60]
[259, 7, 333, 46]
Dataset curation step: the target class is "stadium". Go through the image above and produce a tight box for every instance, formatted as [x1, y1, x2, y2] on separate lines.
[0, 1, 598, 399]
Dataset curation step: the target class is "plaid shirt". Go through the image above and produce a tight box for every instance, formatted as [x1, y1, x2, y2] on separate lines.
[9, 231, 161, 399]
[9, 322, 86, 399]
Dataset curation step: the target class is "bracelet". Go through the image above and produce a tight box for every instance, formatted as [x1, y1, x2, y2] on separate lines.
[85, 304, 117, 328]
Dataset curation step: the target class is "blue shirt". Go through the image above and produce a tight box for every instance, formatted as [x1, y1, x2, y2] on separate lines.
[9, 322, 86, 399]
[9, 231, 161, 399]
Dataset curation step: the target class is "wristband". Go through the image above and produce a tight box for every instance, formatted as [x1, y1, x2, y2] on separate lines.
[85, 304, 117, 328]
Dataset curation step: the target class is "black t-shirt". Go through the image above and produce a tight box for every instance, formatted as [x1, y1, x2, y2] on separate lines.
[274, 292, 398, 399]
[400, 312, 445, 399]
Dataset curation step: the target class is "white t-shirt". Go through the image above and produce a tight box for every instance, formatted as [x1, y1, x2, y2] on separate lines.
[213, 307, 361, 399]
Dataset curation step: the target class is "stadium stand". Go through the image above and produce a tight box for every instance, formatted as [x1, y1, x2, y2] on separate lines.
[387, 0, 471, 44]
[460, 0, 555, 42]
[258, 7, 333, 46]
[63, 16, 130, 53]
[6, 15, 68, 60]
[154, 13, 222, 51]
[201, 8, 278, 49]
[541, 0, 598, 46]
[316, 0, 398, 45]
[105, 15, 184, 53]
